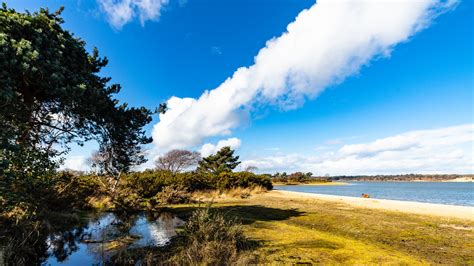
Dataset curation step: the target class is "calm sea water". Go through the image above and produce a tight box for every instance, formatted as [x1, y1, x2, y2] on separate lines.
[275, 182, 474, 206]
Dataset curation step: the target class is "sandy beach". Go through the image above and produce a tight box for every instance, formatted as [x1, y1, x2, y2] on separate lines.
[271, 190, 474, 220]
[273, 182, 347, 186]
[444, 177, 474, 182]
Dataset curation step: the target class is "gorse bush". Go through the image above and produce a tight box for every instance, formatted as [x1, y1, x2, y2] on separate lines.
[214, 171, 273, 190]
[112, 170, 272, 210]
[124, 170, 272, 193]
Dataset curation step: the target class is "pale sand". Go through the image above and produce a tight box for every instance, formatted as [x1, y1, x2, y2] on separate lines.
[270, 190, 474, 221]
[444, 177, 474, 182]
[273, 182, 347, 186]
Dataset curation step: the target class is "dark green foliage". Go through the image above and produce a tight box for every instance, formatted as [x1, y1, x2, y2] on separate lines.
[125, 170, 272, 195]
[125, 170, 211, 198]
[113, 170, 272, 211]
[197, 146, 241, 174]
[271, 171, 326, 184]
[0, 4, 152, 221]
[0, 4, 152, 175]
[214, 171, 273, 190]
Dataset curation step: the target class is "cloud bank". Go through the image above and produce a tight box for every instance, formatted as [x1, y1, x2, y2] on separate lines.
[98, 0, 169, 29]
[241, 124, 474, 175]
[152, 0, 457, 152]
[200, 137, 241, 157]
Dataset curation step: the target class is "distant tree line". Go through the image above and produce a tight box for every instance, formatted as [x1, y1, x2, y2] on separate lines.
[270, 172, 331, 184]
[269, 172, 473, 183]
[328, 174, 474, 182]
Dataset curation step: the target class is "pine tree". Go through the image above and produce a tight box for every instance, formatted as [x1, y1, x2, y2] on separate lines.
[197, 146, 240, 174]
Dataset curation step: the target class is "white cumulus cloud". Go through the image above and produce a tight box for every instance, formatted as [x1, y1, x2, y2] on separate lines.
[152, 0, 457, 152]
[200, 137, 241, 157]
[61, 156, 89, 172]
[241, 124, 474, 175]
[98, 0, 169, 29]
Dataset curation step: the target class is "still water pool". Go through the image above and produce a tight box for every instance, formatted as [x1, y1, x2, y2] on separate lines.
[43, 212, 183, 265]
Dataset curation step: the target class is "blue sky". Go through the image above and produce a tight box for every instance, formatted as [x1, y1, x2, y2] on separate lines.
[8, 0, 473, 174]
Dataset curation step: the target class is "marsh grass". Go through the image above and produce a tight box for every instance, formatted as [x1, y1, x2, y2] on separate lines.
[169, 204, 259, 265]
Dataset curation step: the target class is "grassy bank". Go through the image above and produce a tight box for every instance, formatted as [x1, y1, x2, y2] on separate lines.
[169, 191, 474, 265]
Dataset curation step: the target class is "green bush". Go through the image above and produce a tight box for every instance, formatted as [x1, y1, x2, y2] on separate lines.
[73, 170, 273, 212]
[122, 170, 272, 197]
[214, 172, 273, 190]
[125, 170, 169, 198]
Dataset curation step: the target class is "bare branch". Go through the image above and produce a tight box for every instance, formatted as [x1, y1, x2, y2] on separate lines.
[155, 149, 201, 173]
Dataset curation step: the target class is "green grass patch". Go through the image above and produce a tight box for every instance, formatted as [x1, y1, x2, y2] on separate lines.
[167, 192, 474, 264]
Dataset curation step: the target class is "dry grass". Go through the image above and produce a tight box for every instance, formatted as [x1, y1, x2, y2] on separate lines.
[88, 196, 113, 211]
[192, 186, 267, 202]
[169, 191, 474, 265]
[168, 204, 258, 265]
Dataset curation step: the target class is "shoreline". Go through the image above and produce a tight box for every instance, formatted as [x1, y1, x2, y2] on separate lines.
[270, 190, 474, 220]
[272, 181, 347, 186]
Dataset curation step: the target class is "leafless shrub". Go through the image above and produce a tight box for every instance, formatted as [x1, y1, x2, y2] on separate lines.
[155, 150, 200, 173]
[154, 186, 190, 205]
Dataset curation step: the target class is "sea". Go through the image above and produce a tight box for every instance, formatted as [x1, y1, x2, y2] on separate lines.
[275, 182, 474, 206]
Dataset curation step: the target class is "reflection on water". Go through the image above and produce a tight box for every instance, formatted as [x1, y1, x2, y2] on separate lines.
[1, 212, 183, 265]
[132, 212, 183, 247]
[46, 212, 183, 265]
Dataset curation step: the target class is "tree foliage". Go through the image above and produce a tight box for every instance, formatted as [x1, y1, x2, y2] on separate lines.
[0, 4, 153, 219]
[155, 149, 201, 173]
[197, 146, 240, 174]
[0, 4, 152, 176]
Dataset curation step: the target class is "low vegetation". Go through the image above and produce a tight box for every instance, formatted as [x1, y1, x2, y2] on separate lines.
[169, 205, 257, 265]
[112, 170, 273, 211]
[168, 191, 474, 265]
[0, 146, 272, 264]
